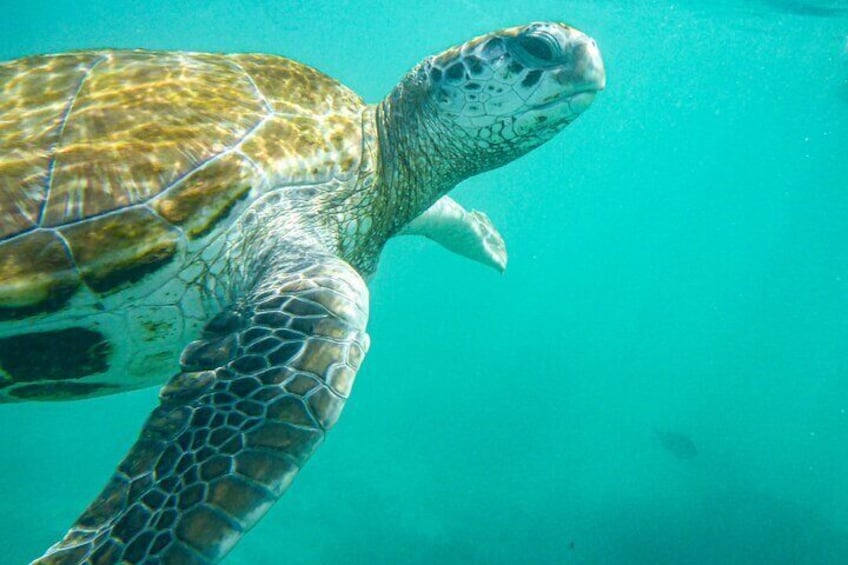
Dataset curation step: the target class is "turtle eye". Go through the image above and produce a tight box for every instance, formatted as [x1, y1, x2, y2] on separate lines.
[519, 34, 555, 61]
[511, 32, 563, 67]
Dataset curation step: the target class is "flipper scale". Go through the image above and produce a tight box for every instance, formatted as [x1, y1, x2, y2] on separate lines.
[33, 253, 369, 564]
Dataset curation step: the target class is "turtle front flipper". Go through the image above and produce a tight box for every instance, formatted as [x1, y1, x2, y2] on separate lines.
[400, 195, 507, 272]
[33, 251, 369, 565]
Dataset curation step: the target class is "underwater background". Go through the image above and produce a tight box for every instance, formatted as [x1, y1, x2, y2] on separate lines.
[1, 0, 847, 563]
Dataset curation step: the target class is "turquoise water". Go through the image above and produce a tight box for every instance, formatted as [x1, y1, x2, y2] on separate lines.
[1, 0, 847, 563]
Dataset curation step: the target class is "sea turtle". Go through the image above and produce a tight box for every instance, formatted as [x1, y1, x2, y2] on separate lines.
[0, 21, 605, 564]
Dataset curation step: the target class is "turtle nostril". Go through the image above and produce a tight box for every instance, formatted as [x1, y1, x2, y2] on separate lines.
[516, 33, 558, 62]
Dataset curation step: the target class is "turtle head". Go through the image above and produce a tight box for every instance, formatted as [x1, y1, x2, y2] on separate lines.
[377, 22, 604, 224]
[424, 22, 605, 157]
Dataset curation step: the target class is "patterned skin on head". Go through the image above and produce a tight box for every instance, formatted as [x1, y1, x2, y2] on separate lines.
[374, 22, 605, 236]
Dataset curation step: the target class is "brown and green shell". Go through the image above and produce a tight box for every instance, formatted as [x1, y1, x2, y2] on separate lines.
[0, 49, 364, 320]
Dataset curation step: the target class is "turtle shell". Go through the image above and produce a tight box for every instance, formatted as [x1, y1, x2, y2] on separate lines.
[0, 49, 364, 320]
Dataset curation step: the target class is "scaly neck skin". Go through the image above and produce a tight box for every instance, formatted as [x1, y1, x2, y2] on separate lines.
[337, 83, 469, 277]
[345, 78, 512, 277]
[331, 22, 607, 277]
[369, 77, 470, 242]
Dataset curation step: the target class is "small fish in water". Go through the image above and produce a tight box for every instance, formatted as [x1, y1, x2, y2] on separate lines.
[654, 429, 698, 459]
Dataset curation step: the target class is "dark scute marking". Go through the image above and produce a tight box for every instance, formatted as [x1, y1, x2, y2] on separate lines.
[464, 82, 482, 91]
[200, 456, 232, 481]
[160, 477, 179, 493]
[191, 429, 209, 450]
[273, 328, 305, 341]
[236, 399, 263, 417]
[246, 421, 321, 461]
[507, 60, 524, 74]
[180, 335, 238, 371]
[184, 464, 200, 485]
[75, 475, 130, 529]
[176, 505, 241, 559]
[521, 69, 543, 88]
[95, 249, 175, 293]
[203, 310, 245, 337]
[246, 337, 278, 355]
[284, 297, 327, 317]
[145, 405, 193, 442]
[112, 504, 152, 543]
[123, 530, 155, 563]
[210, 427, 236, 447]
[192, 406, 214, 428]
[175, 453, 195, 475]
[266, 395, 314, 426]
[307, 387, 344, 429]
[142, 489, 166, 508]
[287, 316, 317, 334]
[0, 326, 111, 383]
[212, 391, 237, 407]
[120, 439, 163, 477]
[156, 510, 177, 530]
[59, 208, 180, 294]
[284, 374, 318, 395]
[128, 474, 154, 501]
[229, 376, 261, 396]
[177, 432, 193, 451]
[220, 435, 244, 456]
[178, 483, 205, 510]
[445, 62, 466, 83]
[255, 295, 287, 311]
[253, 311, 288, 327]
[160, 371, 216, 406]
[208, 475, 271, 519]
[197, 445, 216, 462]
[464, 55, 484, 76]
[268, 342, 303, 366]
[89, 538, 122, 564]
[0, 231, 79, 320]
[150, 532, 171, 555]
[230, 355, 267, 375]
[235, 449, 298, 487]
[35, 545, 89, 563]
[9, 380, 116, 400]
[241, 327, 270, 345]
[226, 411, 246, 427]
[161, 541, 204, 564]
[429, 66, 443, 82]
